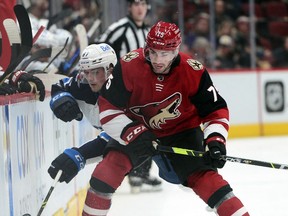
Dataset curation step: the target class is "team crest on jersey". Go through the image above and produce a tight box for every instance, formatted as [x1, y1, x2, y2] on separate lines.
[130, 93, 182, 129]
[187, 59, 203, 70]
[122, 51, 139, 62]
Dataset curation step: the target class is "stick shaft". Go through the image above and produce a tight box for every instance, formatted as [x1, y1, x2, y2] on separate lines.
[36, 170, 62, 216]
[156, 145, 288, 170]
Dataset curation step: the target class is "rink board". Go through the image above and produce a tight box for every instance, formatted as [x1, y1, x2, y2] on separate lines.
[1, 68, 288, 215]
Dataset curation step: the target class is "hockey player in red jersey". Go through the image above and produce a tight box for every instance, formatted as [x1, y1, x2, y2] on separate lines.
[82, 21, 250, 216]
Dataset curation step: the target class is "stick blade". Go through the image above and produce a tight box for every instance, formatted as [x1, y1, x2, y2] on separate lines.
[3, 19, 21, 45]
[14, 4, 33, 48]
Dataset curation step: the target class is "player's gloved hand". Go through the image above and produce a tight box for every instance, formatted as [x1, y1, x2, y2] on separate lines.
[0, 83, 18, 95]
[121, 122, 158, 158]
[9, 70, 46, 101]
[204, 133, 226, 168]
[48, 148, 86, 183]
[50, 92, 83, 122]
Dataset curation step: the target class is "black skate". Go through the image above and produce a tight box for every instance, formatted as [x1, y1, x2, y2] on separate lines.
[128, 175, 162, 193]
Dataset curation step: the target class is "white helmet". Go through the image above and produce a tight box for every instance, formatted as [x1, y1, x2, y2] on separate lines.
[79, 43, 117, 74]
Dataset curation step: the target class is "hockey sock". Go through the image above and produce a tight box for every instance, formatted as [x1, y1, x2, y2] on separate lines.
[187, 170, 249, 216]
[187, 170, 230, 204]
[83, 188, 111, 216]
[216, 195, 250, 216]
[92, 150, 132, 189]
[83, 150, 132, 215]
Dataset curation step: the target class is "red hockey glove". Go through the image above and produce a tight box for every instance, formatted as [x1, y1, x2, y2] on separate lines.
[9, 70, 45, 101]
[121, 122, 158, 158]
[204, 133, 226, 168]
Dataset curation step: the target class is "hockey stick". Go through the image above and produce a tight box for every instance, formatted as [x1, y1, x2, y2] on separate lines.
[87, 0, 103, 42]
[36, 170, 62, 216]
[59, 20, 101, 76]
[42, 37, 69, 72]
[61, 24, 89, 75]
[32, 25, 45, 44]
[21, 46, 68, 71]
[14, 4, 33, 53]
[75, 24, 88, 55]
[156, 144, 288, 170]
[59, 48, 80, 75]
[87, 19, 101, 40]
[0, 19, 18, 71]
[0, 5, 33, 84]
[3, 19, 21, 61]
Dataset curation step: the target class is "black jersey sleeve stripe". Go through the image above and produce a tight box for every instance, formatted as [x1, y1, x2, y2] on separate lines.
[190, 70, 227, 117]
[100, 61, 131, 108]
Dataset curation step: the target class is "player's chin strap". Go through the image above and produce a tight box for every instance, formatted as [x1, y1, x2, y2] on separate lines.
[153, 143, 288, 170]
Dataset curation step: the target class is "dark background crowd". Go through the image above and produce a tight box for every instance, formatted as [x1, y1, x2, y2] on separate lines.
[150, 0, 288, 70]
[8, 0, 288, 71]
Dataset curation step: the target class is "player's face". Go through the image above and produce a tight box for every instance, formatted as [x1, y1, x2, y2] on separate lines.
[83, 67, 106, 92]
[129, 1, 148, 22]
[148, 48, 176, 74]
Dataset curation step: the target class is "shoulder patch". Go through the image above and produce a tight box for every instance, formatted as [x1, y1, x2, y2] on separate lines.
[187, 59, 203, 70]
[122, 51, 139, 62]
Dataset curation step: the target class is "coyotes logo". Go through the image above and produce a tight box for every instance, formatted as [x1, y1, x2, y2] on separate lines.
[130, 93, 182, 129]
[122, 51, 139, 62]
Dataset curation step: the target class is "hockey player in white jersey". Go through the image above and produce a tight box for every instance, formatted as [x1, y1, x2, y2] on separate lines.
[48, 43, 116, 183]
[48, 43, 161, 192]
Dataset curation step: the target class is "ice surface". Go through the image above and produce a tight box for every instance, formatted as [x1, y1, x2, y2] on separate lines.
[108, 136, 288, 216]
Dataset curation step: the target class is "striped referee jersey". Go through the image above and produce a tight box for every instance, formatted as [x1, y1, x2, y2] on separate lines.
[97, 16, 149, 58]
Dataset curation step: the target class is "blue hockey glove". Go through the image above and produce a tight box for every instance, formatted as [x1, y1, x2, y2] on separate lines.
[50, 91, 83, 122]
[48, 148, 85, 183]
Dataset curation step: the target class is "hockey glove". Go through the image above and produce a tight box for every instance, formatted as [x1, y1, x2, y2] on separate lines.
[9, 70, 46, 101]
[204, 133, 227, 168]
[50, 92, 83, 122]
[48, 148, 86, 183]
[0, 83, 18, 95]
[121, 122, 158, 158]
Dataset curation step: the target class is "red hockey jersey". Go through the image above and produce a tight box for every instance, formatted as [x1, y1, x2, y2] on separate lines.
[99, 48, 229, 144]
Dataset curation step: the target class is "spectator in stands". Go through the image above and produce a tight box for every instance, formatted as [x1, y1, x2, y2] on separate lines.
[234, 16, 250, 53]
[233, 16, 251, 68]
[214, 0, 233, 31]
[217, 19, 236, 41]
[257, 47, 273, 69]
[191, 36, 211, 68]
[272, 36, 288, 68]
[214, 35, 237, 69]
[25, 1, 72, 73]
[62, 0, 100, 39]
[184, 12, 210, 50]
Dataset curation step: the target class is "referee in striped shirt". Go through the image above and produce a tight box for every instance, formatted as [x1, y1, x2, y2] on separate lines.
[97, 0, 162, 193]
[97, 0, 150, 59]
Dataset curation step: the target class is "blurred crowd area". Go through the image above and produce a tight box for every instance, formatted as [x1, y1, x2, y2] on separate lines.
[151, 0, 288, 70]
[17, 0, 288, 70]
